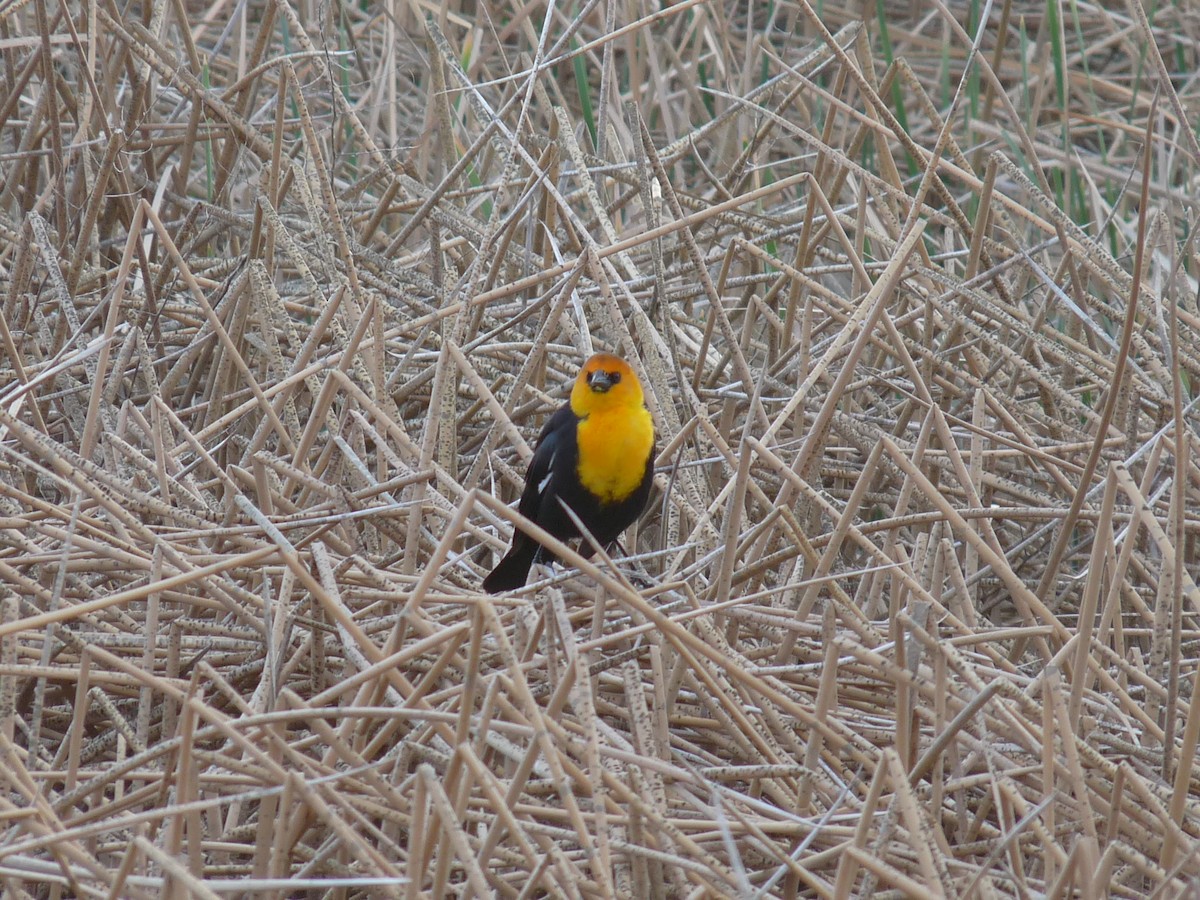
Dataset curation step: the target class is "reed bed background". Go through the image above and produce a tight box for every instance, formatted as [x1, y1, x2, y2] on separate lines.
[2, 0, 1200, 895]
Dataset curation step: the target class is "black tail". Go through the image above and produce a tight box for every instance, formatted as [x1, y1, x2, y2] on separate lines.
[483, 537, 538, 593]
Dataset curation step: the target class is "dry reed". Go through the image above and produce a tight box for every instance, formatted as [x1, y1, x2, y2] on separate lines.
[2, 0, 1200, 896]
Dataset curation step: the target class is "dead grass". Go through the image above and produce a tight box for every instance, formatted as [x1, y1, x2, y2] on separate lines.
[2, 0, 1200, 895]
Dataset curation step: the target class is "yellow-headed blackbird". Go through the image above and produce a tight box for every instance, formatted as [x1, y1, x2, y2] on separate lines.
[483, 352, 655, 593]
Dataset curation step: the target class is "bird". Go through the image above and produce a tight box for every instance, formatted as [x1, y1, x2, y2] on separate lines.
[483, 352, 656, 593]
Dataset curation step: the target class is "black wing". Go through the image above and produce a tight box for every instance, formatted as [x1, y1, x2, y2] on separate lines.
[516, 404, 575, 522]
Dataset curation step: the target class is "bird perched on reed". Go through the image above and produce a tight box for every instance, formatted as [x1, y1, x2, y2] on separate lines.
[483, 352, 655, 593]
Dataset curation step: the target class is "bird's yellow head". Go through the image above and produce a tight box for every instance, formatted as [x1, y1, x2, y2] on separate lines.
[570, 352, 645, 417]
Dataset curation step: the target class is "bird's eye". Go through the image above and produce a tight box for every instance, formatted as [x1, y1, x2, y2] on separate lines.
[609, 371, 621, 384]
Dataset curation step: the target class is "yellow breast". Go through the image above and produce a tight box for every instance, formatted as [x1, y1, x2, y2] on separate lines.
[575, 405, 654, 503]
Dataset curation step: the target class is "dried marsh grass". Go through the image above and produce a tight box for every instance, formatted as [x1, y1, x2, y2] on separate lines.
[2, 0, 1200, 896]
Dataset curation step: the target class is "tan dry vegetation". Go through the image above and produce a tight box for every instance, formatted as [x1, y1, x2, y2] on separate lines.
[2, 0, 1200, 896]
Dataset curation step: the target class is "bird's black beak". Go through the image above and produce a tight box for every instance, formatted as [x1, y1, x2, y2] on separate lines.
[587, 370, 615, 393]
